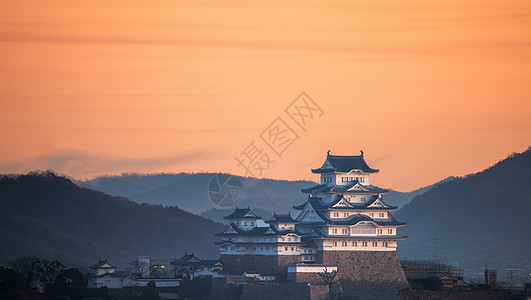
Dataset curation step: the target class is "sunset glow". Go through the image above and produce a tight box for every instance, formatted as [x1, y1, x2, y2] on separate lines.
[1, 0, 530, 190]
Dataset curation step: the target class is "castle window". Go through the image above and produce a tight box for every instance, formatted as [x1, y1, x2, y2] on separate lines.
[383, 242, 388, 247]
[334, 241, 337, 246]
[244, 222, 247, 226]
[285, 247, 288, 251]
[251, 222, 255, 226]
[379, 213, 385, 218]
[231, 247, 234, 250]
[266, 247, 270, 251]
[377, 229, 382, 234]
[288, 238, 291, 241]
[342, 228, 348, 234]
[370, 213, 374, 217]
[333, 212, 339, 218]
[388, 229, 393, 234]
[343, 213, 348, 217]
[362, 241, 367, 247]
[253, 247, 256, 250]
[291, 247, 294, 251]
[372, 241, 377, 247]
[354, 241, 357, 247]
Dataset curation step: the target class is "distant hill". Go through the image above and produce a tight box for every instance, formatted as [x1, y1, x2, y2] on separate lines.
[80, 173, 449, 223]
[385, 176, 457, 210]
[79, 174, 316, 221]
[396, 148, 531, 273]
[0, 172, 224, 268]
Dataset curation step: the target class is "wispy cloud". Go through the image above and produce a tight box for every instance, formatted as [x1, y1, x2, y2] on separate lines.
[2, 31, 529, 57]
[0, 149, 212, 179]
[370, 154, 394, 164]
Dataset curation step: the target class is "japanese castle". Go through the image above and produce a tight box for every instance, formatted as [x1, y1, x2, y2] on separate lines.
[216, 151, 407, 279]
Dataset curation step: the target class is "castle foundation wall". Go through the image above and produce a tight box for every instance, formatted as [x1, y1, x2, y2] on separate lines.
[317, 250, 408, 299]
[287, 272, 326, 285]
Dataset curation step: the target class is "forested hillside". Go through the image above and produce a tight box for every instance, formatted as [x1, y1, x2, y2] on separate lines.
[396, 148, 531, 273]
[0, 172, 224, 268]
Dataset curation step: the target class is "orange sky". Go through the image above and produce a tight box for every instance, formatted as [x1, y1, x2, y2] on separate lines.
[1, 0, 530, 191]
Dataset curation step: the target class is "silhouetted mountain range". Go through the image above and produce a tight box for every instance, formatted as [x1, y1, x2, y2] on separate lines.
[396, 147, 531, 273]
[80, 174, 315, 222]
[0, 172, 223, 268]
[4, 148, 527, 276]
[79, 173, 450, 223]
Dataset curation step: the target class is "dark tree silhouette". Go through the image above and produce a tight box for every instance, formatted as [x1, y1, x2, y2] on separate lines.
[141, 280, 160, 300]
[318, 267, 339, 287]
[0, 266, 26, 297]
[179, 275, 213, 300]
[8, 256, 41, 290]
[35, 259, 65, 291]
[8, 256, 64, 292]
[47, 268, 87, 300]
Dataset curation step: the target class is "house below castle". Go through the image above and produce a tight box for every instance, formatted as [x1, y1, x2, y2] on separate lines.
[87, 253, 223, 289]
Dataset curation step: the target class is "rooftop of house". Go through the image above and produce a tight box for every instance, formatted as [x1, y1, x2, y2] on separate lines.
[90, 259, 117, 269]
[224, 207, 262, 220]
[171, 253, 222, 267]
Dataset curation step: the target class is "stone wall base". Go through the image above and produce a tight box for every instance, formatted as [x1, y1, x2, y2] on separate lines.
[238, 284, 330, 300]
[317, 250, 408, 300]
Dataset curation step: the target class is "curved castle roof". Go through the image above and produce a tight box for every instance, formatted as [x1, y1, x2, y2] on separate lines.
[294, 195, 397, 211]
[216, 222, 305, 237]
[312, 152, 379, 174]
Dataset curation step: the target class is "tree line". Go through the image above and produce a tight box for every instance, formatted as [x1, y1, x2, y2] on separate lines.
[0, 256, 160, 300]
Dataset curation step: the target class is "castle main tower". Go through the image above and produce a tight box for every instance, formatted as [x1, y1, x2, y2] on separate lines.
[294, 151, 408, 298]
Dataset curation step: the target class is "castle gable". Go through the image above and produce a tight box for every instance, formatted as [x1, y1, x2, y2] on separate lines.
[330, 196, 353, 208]
[218, 224, 238, 235]
[264, 227, 277, 235]
[296, 203, 325, 224]
[347, 182, 369, 192]
[367, 198, 386, 208]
